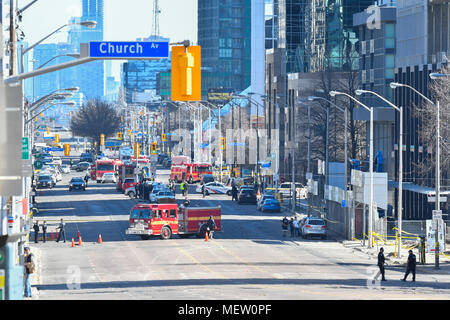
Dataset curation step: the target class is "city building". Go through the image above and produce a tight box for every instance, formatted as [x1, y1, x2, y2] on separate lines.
[121, 36, 171, 105]
[391, 0, 449, 221]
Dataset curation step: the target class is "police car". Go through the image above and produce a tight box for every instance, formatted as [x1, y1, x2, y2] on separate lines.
[196, 182, 232, 196]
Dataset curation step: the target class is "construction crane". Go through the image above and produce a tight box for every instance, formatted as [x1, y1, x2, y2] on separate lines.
[152, 0, 161, 39]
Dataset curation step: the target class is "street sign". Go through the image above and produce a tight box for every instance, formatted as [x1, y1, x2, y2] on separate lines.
[89, 41, 169, 59]
[34, 160, 43, 170]
[22, 137, 30, 160]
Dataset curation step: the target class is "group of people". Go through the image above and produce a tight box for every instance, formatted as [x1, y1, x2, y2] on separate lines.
[135, 180, 154, 200]
[377, 247, 417, 282]
[281, 216, 301, 237]
[32, 219, 66, 243]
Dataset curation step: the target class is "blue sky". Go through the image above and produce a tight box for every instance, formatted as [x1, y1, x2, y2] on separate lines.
[17, 0, 197, 77]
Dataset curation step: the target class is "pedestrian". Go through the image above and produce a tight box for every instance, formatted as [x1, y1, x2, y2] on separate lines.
[401, 250, 417, 282]
[232, 185, 238, 201]
[289, 217, 294, 237]
[202, 182, 206, 198]
[33, 220, 39, 243]
[24, 247, 35, 298]
[56, 218, 66, 243]
[281, 217, 289, 237]
[206, 215, 216, 239]
[42, 221, 47, 243]
[180, 181, 185, 197]
[293, 217, 300, 237]
[84, 173, 89, 185]
[377, 248, 387, 281]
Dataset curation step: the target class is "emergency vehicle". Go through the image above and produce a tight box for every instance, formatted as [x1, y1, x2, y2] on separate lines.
[116, 162, 136, 191]
[171, 163, 213, 183]
[91, 159, 118, 183]
[125, 203, 221, 240]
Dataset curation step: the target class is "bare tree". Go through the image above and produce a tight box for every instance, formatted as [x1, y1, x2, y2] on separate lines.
[70, 99, 121, 153]
[413, 64, 450, 183]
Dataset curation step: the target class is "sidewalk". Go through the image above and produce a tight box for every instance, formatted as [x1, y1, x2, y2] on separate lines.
[343, 240, 450, 276]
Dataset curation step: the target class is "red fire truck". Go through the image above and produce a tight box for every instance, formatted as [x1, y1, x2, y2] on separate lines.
[171, 163, 213, 183]
[91, 159, 117, 183]
[116, 162, 136, 191]
[125, 203, 221, 240]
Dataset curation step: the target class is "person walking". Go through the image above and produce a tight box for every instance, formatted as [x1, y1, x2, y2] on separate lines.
[401, 250, 417, 282]
[24, 247, 35, 298]
[56, 218, 66, 243]
[202, 182, 206, 198]
[206, 215, 216, 239]
[33, 220, 40, 243]
[377, 248, 387, 281]
[42, 221, 47, 243]
[289, 217, 294, 237]
[293, 217, 300, 237]
[84, 173, 89, 185]
[281, 217, 289, 237]
[232, 185, 238, 202]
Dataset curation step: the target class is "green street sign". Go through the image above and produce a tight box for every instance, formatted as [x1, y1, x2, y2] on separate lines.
[34, 160, 43, 170]
[22, 137, 30, 160]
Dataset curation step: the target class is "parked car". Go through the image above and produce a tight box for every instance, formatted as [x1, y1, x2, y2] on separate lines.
[124, 185, 136, 198]
[155, 191, 176, 203]
[69, 177, 86, 191]
[37, 174, 55, 189]
[201, 174, 215, 184]
[61, 164, 71, 174]
[238, 188, 257, 204]
[122, 178, 136, 193]
[257, 194, 277, 211]
[279, 182, 305, 198]
[196, 182, 232, 195]
[101, 172, 117, 183]
[300, 217, 327, 240]
[260, 197, 281, 212]
[150, 187, 164, 203]
[75, 162, 91, 172]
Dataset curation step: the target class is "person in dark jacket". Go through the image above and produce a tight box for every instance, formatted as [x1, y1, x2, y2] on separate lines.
[42, 221, 47, 243]
[206, 216, 216, 239]
[281, 217, 289, 237]
[202, 183, 206, 198]
[401, 250, 417, 282]
[56, 218, 66, 243]
[232, 185, 238, 201]
[33, 221, 40, 243]
[377, 248, 387, 281]
[289, 217, 294, 237]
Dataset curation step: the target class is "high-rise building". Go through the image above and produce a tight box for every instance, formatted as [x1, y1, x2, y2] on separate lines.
[121, 36, 171, 104]
[198, 0, 253, 95]
[68, 0, 105, 100]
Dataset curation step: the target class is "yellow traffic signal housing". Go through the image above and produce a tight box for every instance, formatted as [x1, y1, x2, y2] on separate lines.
[134, 143, 140, 159]
[117, 132, 122, 140]
[55, 134, 60, 144]
[171, 45, 201, 101]
[100, 134, 105, 146]
[64, 144, 71, 156]
[151, 142, 157, 155]
[221, 137, 226, 150]
[162, 134, 166, 142]
[46, 127, 50, 134]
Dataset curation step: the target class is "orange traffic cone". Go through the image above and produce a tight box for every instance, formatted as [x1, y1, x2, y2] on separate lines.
[98, 234, 102, 244]
[205, 232, 208, 242]
[71, 238, 75, 247]
[78, 236, 82, 246]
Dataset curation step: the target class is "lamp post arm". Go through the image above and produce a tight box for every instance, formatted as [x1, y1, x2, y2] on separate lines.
[335, 92, 372, 112]
[23, 24, 69, 56]
[360, 90, 400, 112]
[399, 84, 435, 106]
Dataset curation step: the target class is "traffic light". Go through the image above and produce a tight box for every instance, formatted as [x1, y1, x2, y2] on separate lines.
[117, 132, 122, 140]
[171, 45, 201, 101]
[54, 134, 59, 144]
[46, 127, 50, 134]
[34, 116, 37, 122]
[161, 134, 166, 142]
[221, 137, 226, 150]
[100, 134, 105, 146]
[128, 129, 132, 136]
[151, 142, 157, 155]
[134, 143, 140, 159]
[64, 144, 71, 156]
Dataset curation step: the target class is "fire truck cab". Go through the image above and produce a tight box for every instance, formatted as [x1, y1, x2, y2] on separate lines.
[125, 203, 221, 240]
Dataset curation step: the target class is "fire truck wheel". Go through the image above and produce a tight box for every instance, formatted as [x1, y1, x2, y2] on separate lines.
[161, 226, 172, 240]
[128, 191, 135, 198]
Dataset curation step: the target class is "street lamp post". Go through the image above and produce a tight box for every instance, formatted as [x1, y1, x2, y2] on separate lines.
[20, 21, 97, 74]
[356, 89, 403, 256]
[330, 91, 374, 248]
[391, 79, 442, 268]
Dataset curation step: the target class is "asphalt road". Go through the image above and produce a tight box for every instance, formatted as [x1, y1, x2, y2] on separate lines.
[29, 168, 450, 300]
